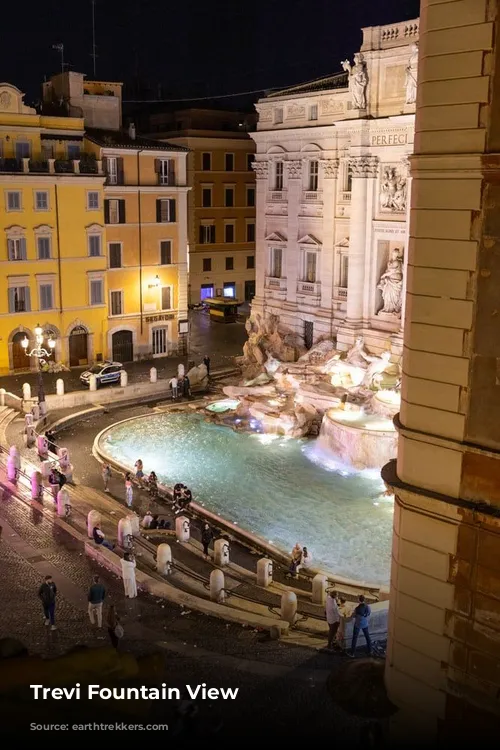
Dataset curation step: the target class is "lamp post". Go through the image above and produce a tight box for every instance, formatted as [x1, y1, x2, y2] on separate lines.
[21, 325, 56, 404]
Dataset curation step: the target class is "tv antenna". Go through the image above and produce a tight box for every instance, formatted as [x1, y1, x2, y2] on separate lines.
[90, 0, 98, 77]
[52, 43, 65, 74]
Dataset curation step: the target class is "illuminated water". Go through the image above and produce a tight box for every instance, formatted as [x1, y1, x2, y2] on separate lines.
[100, 413, 393, 584]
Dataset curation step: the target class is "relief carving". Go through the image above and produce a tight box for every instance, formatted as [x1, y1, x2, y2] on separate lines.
[380, 166, 407, 212]
[286, 104, 306, 119]
[286, 161, 302, 179]
[252, 160, 269, 180]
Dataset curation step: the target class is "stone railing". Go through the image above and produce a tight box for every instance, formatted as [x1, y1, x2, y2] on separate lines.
[268, 190, 287, 202]
[380, 20, 419, 45]
[303, 190, 323, 203]
[339, 190, 351, 203]
[334, 286, 348, 299]
[265, 276, 287, 291]
[297, 280, 321, 296]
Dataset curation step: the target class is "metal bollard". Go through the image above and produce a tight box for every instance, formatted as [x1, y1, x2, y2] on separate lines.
[118, 517, 133, 548]
[312, 574, 327, 606]
[214, 538, 230, 567]
[56, 378, 64, 396]
[256, 558, 273, 588]
[31, 470, 43, 501]
[175, 515, 190, 543]
[127, 513, 140, 537]
[150, 367, 157, 384]
[210, 569, 225, 603]
[280, 591, 297, 625]
[156, 543, 172, 575]
[87, 510, 101, 538]
[120, 370, 128, 387]
[57, 488, 69, 517]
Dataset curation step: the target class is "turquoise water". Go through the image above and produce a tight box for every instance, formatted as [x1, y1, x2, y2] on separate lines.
[100, 413, 393, 584]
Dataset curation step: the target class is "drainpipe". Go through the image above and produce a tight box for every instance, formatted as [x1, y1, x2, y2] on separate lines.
[137, 149, 144, 335]
[54, 184, 63, 315]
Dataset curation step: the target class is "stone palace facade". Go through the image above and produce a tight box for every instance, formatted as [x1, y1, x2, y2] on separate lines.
[250, 18, 419, 356]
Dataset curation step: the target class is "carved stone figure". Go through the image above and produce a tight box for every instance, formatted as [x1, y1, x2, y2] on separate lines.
[361, 351, 392, 389]
[345, 336, 370, 367]
[341, 53, 368, 110]
[405, 43, 418, 105]
[380, 167, 407, 211]
[377, 248, 404, 316]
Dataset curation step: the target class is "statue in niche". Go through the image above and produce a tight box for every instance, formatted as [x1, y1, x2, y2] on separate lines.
[405, 43, 419, 105]
[380, 167, 407, 211]
[341, 53, 368, 110]
[377, 248, 404, 316]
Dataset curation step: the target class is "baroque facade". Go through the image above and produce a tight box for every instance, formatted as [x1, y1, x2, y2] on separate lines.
[250, 18, 419, 356]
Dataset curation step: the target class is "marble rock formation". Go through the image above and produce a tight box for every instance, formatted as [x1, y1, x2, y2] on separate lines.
[186, 362, 208, 388]
[241, 312, 306, 375]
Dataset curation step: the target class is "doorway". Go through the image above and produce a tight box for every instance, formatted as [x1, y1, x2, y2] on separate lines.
[12, 332, 28, 370]
[152, 327, 168, 357]
[244, 280, 255, 301]
[69, 326, 89, 366]
[304, 321, 314, 350]
[112, 330, 133, 363]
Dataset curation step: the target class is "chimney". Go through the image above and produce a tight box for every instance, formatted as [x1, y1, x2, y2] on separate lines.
[128, 122, 136, 140]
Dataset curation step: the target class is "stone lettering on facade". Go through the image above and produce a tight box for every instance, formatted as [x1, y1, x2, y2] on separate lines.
[371, 133, 407, 146]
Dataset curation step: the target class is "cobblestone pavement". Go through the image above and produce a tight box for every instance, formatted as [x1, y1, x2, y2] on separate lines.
[0, 308, 248, 396]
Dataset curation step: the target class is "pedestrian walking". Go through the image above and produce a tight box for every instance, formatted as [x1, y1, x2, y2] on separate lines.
[87, 575, 106, 628]
[38, 574, 57, 630]
[121, 552, 137, 598]
[125, 472, 133, 507]
[107, 605, 123, 649]
[183, 375, 191, 398]
[102, 463, 112, 493]
[201, 522, 213, 559]
[325, 590, 341, 650]
[348, 595, 372, 657]
[169, 375, 178, 400]
[203, 355, 211, 377]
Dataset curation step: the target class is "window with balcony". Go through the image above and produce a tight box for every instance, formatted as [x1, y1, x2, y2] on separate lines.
[90, 278, 104, 305]
[8, 285, 30, 313]
[156, 198, 176, 223]
[271, 247, 283, 278]
[35, 191, 49, 211]
[87, 191, 100, 210]
[224, 223, 235, 243]
[274, 161, 284, 191]
[37, 236, 51, 260]
[308, 161, 319, 192]
[156, 158, 175, 186]
[203, 258, 212, 272]
[88, 234, 102, 257]
[246, 186, 255, 207]
[202, 152, 211, 171]
[6, 191, 21, 211]
[246, 222, 255, 243]
[110, 290, 123, 316]
[199, 224, 216, 244]
[109, 242, 122, 268]
[225, 256, 234, 271]
[224, 187, 235, 207]
[305, 252, 317, 283]
[202, 187, 212, 207]
[225, 153, 234, 172]
[39, 283, 54, 311]
[7, 237, 27, 261]
[15, 142, 30, 160]
[160, 240, 172, 265]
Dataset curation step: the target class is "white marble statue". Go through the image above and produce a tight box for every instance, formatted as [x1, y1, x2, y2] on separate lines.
[405, 43, 418, 105]
[377, 249, 404, 316]
[341, 53, 368, 110]
[345, 337, 370, 368]
[361, 351, 392, 388]
[380, 167, 407, 212]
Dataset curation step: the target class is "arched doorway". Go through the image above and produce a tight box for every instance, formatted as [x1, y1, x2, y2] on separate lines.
[69, 325, 88, 367]
[112, 330, 133, 363]
[12, 331, 28, 370]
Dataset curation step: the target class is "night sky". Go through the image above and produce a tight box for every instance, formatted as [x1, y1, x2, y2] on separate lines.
[2, 0, 420, 106]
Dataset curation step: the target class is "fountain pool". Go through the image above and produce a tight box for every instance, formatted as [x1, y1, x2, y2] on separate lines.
[98, 413, 393, 584]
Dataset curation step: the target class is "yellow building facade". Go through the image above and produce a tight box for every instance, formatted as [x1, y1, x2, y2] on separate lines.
[0, 82, 107, 374]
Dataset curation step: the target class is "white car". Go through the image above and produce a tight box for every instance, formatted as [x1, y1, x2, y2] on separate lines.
[80, 361, 124, 387]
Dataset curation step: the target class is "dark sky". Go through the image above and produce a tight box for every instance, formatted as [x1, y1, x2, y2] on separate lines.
[2, 0, 420, 105]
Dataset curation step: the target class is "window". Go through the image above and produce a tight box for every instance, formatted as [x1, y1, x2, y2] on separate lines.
[223, 282, 235, 298]
[246, 222, 255, 243]
[224, 187, 234, 207]
[271, 247, 283, 278]
[200, 283, 214, 300]
[340, 255, 349, 288]
[247, 153, 255, 171]
[274, 108, 284, 124]
[15, 141, 30, 159]
[105, 156, 121, 185]
[105, 198, 126, 224]
[35, 191, 49, 211]
[156, 198, 176, 223]
[6, 191, 21, 211]
[90, 278, 104, 305]
[109, 243, 122, 268]
[345, 165, 352, 192]
[156, 158, 175, 186]
[160, 240, 172, 265]
[39, 283, 54, 311]
[246, 186, 255, 207]
[37, 236, 51, 260]
[67, 144, 81, 160]
[225, 153, 234, 171]
[87, 191, 99, 210]
[161, 286, 172, 310]
[42, 141, 54, 160]
[88, 235, 102, 257]
[199, 224, 216, 244]
[305, 252, 317, 283]
[309, 160, 319, 191]
[202, 187, 212, 208]
[309, 104, 318, 121]
[8, 286, 30, 313]
[224, 224, 235, 243]
[8, 237, 27, 261]
[202, 152, 211, 171]
[203, 258, 212, 272]
[247, 255, 255, 269]
[225, 256, 234, 271]
[110, 290, 123, 316]
[275, 161, 284, 191]
[152, 327, 168, 355]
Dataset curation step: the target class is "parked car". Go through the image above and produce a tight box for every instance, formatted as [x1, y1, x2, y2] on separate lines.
[80, 361, 124, 388]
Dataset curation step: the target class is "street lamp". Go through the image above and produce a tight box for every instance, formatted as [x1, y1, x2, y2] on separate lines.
[21, 325, 56, 404]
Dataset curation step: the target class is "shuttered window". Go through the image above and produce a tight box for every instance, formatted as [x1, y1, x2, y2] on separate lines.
[8, 286, 30, 313]
[156, 199, 176, 223]
[37, 237, 51, 260]
[109, 243, 122, 268]
[88, 235, 101, 257]
[39, 284, 54, 310]
[8, 237, 27, 261]
[160, 240, 172, 265]
[161, 286, 172, 310]
[90, 279, 104, 305]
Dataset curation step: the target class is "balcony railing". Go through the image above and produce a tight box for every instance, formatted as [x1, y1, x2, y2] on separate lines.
[0, 158, 23, 173]
[303, 190, 322, 203]
[0, 157, 103, 176]
[339, 191, 351, 203]
[268, 190, 287, 202]
[297, 280, 321, 296]
[265, 276, 287, 291]
[334, 286, 348, 299]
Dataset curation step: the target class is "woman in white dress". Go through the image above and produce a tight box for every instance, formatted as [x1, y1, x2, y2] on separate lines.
[121, 553, 137, 598]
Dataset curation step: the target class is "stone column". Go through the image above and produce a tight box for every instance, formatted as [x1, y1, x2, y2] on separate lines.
[284, 160, 303, 309]
[384, 1, 500, 743]
[319, 159, 339, 315]
[346, 156, 379, 327]
[250, 159, 269, 316]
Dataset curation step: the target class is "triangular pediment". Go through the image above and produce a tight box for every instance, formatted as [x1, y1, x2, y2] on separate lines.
[298, 234, 321, 246]
[336, 237, 349, 247]
[265, 231, 287, 243]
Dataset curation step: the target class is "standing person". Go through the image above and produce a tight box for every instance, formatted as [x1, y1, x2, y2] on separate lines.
[125, 472, 133, 508]
[169, 375, 178, 400]
[325, 590, 341, 650]
[87, 575, 106, 628]
[120, 552, 137, 598]
[134, 459, 144, 480]
[101, 463, 112, 493]
[107, 605, 123, 650]
[203, 355, 211, 377]
[201, 522, 213, 559]
[38, 575, 57, 631]
[349, 595, 372, 657]
[183, 375, 191, 398]
[147, 471, 158, 498]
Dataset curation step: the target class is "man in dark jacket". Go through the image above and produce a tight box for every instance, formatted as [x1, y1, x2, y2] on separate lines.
[203, 355, 211, 377]
[348, 594, 372, 656]
[87, 575, 106, 627]
[38, 575, 57, 630]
